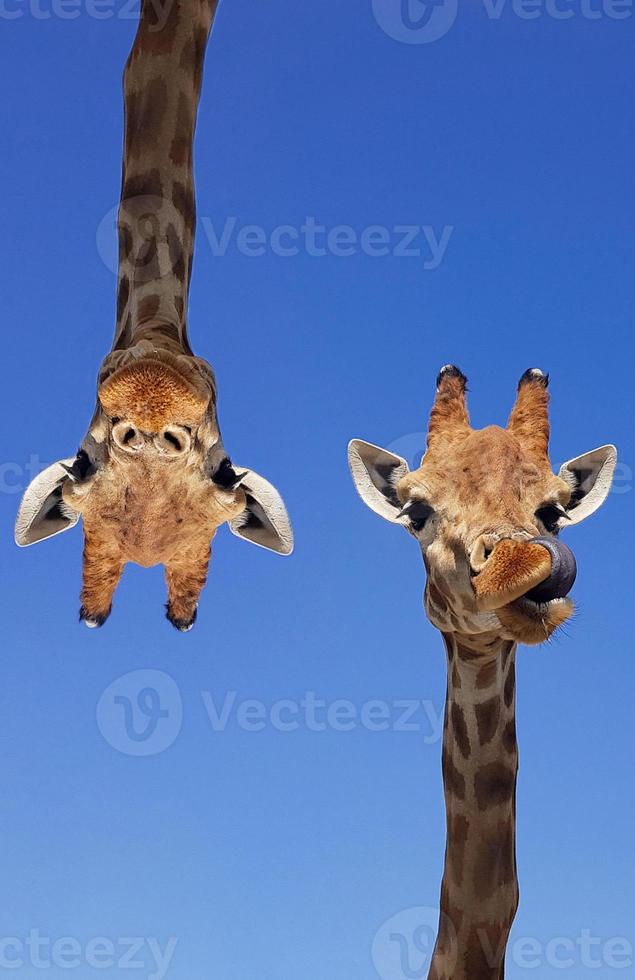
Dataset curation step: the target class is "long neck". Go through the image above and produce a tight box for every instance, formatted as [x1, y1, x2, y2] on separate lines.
[429, 636, 519, 980]
[114, 0, 219, 353]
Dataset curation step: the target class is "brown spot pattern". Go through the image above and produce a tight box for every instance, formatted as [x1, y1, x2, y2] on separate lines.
[472, 831, 502, 903]
[170, 136, 190, 167]
[502, 719, 517, 755]
[504, 662, 515, 709]
[429, 581, 448, 612]
[463, 934, 496, 978]
[167, 223, 186, 282]
[135, 0, 182, 55]
[122, 168, 164, 203]
[117, 274, 130, 325]
[475, 695, 501, 747]
[175, 90, 194, 143]
[464, 924, 507, 977]
[137, 235, 161, 282]
[442, 749, 466, 801]
[172, 179, 195, 237]
[474, 761, 516, 811]
[447, 813, 469, 885]
[127, 76, 168, 159]
[476, 661, 497, 689]
[473, 820, 515, 902]
[119, 224, 133, 262]
[137, 294, 161, 322]
[450, 702, 471, 760]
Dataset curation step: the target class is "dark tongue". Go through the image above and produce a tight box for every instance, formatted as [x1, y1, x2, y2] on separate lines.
[525, 537, 577, 603]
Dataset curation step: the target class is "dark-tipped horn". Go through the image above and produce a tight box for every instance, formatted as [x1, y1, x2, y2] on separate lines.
[426, 364, 470, 451]
[507, 368, 550, 459]
[516, 367, 549, 390]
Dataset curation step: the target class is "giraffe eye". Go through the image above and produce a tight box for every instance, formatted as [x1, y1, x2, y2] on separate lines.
[535, 503, 569, 534]
[399, 501, 434, 532]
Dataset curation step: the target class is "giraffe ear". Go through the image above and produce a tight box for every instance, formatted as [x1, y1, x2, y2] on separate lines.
[557, 444, 617, 525]
[348, 439, 410, 522]
[15, 459, 81, 546]
[228, 470, 294, 556]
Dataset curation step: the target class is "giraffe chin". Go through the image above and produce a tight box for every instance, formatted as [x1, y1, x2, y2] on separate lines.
[496, 596, 574, 646]
[98, 357, 209, 431]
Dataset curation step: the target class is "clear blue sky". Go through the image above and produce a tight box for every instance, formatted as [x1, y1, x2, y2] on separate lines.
[1, 1, 633, 978]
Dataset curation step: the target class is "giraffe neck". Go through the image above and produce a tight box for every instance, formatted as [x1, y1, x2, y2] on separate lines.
[429, 635, 519, 980]
[113, 0, 220, 354]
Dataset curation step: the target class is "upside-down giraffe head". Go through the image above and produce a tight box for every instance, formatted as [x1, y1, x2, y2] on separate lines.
[15, 340, 293, 632]
[14, 0, 293, 632]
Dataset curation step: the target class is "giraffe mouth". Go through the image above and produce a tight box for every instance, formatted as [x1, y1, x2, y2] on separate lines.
[472, 537, 577, 644]
[496, 595, 574, 645]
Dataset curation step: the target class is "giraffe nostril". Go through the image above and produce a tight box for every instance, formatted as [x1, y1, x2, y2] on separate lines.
[164, 431, 182, 451]
[112, 421, 144, 452]
[469, 535, 497, 574]
[154, 426, 191, 456]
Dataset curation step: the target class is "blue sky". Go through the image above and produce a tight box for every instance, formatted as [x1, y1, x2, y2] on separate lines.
[1, 1, 634, 978]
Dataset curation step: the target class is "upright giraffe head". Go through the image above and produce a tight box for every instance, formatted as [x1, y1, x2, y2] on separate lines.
[349, 366, 616, 647]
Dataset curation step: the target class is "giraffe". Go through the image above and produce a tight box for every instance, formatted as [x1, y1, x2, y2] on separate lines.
[348, 365, 616, 979]
[15, 0, 293, 631]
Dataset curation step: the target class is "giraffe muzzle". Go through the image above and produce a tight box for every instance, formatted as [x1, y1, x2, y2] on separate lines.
[472, 537, 576, 611]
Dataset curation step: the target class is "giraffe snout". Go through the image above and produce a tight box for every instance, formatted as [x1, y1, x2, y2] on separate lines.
[469, 530, 536, 574]
[471, 538, 554, 610]
[112, 421, 192, 456]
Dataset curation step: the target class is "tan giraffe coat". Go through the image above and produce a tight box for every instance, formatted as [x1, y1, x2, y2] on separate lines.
[16, 0, 293, 629]
[349, 366, 616, 978]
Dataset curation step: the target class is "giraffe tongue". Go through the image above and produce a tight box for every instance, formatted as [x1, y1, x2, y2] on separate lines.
[524, 537, 577, 604]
